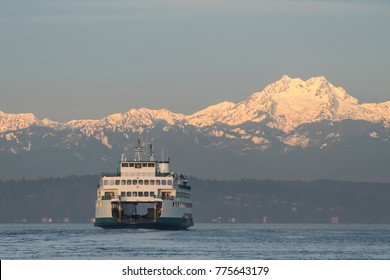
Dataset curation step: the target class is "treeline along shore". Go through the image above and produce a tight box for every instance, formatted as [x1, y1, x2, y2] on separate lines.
[0, 175, 390, 224]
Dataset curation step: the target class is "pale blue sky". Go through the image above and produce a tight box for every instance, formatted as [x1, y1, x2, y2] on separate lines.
[1, 0, 389, 122]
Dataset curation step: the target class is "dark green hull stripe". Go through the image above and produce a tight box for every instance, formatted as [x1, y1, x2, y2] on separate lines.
[94, 217, 193, 230]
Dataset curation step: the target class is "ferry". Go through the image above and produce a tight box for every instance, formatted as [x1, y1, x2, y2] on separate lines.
[94, 140, 193, 230]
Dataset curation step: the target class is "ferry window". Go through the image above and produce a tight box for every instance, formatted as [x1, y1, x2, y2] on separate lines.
[133, 179, 137, 185]
[162, 180, 167, 185]
[127, 192, 131, 197]
[129, 163, 135, 167]
[121, 192, 125, 197]
[150, 180, 155, 185]
[110, 180, 114, 185]
[167, 180, 172, 185]
[142, 163, 147, 167]
[138, 191, 143, 197]
[148, 163, 154, 167]
[127, 180, 132, 185]
[104, 180, 108, 185]
[144, 180, 149, 185]
[121, 180, 126, 185]
[156, 180, 160, 185]
[144, 191, 149, 197]
[150, 191, 155, 197]
[115, 180, 120, 185]
[138, 180, 143, 185]
[122, 163, 129, 167]
[132, 192, 137, 197]
[135, 163, 141, 169]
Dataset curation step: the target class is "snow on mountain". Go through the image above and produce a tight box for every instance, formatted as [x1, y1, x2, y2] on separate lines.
[0, 111, 60, 133]
[102, 108, 185, 128]
[66, 108, 185, 135]
[187, 101, 235, 127]
[211, 75, 388, 133]
[0, 111, 37, 133]
[1, 75, 389, 136]
[360, 101, 390, 125]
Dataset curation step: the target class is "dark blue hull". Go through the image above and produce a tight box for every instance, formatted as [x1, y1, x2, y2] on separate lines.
[94, 218, 193, 230]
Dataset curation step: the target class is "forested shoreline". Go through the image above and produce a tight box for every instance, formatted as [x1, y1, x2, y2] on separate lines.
[1, 176, 389, 223]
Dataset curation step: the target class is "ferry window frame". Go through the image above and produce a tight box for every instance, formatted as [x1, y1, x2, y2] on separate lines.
[156, 180, 160, 185]
[121, 180, 126, 185]
[144, 180, 149, 185]
[148, 163, 154, 167]
[144, 191, 148, 197]
[127, 180, 131, 185]
[115, 180, 120, 185]
[162, 180, 167, 185]
[132, 179, 137, 185]
[122, 163, 129, 167]
[150, 180, 155, 185]
[138, 180, 143, 185]
[167, 180, 172, 185]
[104, 180, 108, 185]
[121, 191, 126, 197]
[126, 192, 131, 197]
[109, 180, 114, 185]
[135, 163, 141, 169]
[132, 192, 137, 197]
[129, 163, 135, 167]
[138, 191, 143, 197]
[142, 163, 147, 167]
[150, 191, 155, 197]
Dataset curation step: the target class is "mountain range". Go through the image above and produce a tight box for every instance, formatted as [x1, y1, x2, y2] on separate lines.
[1, 75, 389, 181]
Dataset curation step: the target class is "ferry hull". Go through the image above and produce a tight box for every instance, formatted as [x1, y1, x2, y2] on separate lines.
[94, 218, 193, 230]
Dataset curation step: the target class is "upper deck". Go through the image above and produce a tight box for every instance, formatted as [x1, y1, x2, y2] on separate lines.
[99, 140, 190, 192]
[119, 160, 170, 177]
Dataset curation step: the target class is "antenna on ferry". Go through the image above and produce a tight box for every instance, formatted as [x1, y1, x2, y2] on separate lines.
[134, 137, 144, 161]
[149, 142, 155, 161]
[161, 148, 165, 162]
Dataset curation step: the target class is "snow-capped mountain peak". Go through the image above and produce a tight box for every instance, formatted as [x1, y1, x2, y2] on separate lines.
[1, 76, 389, 135]
[65, 108, 186, 137]
[103, 108, 185, 127]
[187, 101, 235, 127]
[0, 111, 41, 133]
[210, 75, 379, 132]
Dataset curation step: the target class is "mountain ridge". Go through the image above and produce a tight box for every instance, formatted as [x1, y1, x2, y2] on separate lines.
[1, 75, 389, 181]
[1, 75, 389, 135]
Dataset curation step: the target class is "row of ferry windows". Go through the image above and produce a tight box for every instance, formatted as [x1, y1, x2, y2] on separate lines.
[120, 191, 155, 198]
[103, 179, 172, 186]
[173, 202, 192, 208]
[122, 162, 155, 168]
[176, 192, 191, 199]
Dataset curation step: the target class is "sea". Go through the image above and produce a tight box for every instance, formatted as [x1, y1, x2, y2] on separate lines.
[1, 223, 389, 260]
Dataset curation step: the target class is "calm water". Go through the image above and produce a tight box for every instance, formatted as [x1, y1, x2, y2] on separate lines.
[0, 223, 389, 260]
